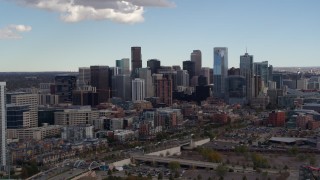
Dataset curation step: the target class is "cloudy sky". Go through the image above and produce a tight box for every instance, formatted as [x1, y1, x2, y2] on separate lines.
[0, 0, 320, 71]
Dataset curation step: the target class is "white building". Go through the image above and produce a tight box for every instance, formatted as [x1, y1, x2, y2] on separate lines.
[61, 125, 94, 143]
[0, 82, 7, 168]
[297, 78, 308, 90]
[132, 78, 145, 102]
[54, 107, 99, 126]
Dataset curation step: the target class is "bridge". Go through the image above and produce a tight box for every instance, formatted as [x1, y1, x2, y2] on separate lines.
[133, 155, 221, 170]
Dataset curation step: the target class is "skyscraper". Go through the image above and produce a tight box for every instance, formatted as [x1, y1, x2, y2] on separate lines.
[132, 78, 145, 102]
[226, 76, 246, 105]
[90, 66, 110, 103]
[78, 67, 91, 87]
[0, 82, 7, 168]
[116, 58, 130, 75]
[176, 70, 189, 87]
[213, 47, 228, 98]
[54, 75, 77, 103]
[191, 50, 202, 76]
[147, 59, 161, 75]
[200, 67, 211, 85]
[240, 52, 254, 101]
[154, 75, 173, 106]
[131, 47, 142, 77]
[112, 75, 132, 101]
[138, 68, 154, 98]
[254, 61, 269, 86]
[182, 60, 195, 80]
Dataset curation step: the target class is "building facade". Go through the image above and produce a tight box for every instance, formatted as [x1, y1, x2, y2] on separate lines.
[90, 66, 110, 103]
[240, 52, 254, 101]
[131, 47, 142, 77]
[132, 78, 146, 102]
[191, 50, 202, 76]
[213, 47, 228, 98]
[0, 82, 6, 168]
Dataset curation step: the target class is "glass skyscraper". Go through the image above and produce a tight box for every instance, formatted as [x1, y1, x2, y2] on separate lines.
[240, 52, 254, 101]
[213, 47, 228, 98]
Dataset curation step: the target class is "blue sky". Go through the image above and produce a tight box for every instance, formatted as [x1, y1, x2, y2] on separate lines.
[0, 0, 319, 72]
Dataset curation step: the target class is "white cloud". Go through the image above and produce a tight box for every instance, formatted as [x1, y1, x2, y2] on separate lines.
[0, 25, 32, 39]
[11, 0, 175, 24]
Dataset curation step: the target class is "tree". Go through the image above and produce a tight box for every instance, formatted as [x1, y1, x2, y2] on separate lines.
[169, 161, 180, 171]
[108, 169, 112, 176]
[216, 164, 228, 177]
[197, 174, 202, 180]
[242, 175, 247, 180]
[158, 172, 163, 180]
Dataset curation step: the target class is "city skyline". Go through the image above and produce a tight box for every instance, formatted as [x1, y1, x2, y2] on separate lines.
[1, 0, 320, 71]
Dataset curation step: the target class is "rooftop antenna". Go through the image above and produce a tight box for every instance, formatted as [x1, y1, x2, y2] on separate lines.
[246, 46, 248, 54]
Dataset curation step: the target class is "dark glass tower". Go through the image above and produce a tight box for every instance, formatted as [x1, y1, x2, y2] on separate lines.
[131, 47, 142, 77]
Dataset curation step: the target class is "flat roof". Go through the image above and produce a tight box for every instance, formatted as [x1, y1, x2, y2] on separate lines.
[269, 137, 308, 143]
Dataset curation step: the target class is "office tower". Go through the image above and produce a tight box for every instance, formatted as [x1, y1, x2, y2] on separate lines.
[172, 65, 181, 71]
[7, 92, 38, 128]
[254, 75, 263, 97]
[254, 61, 269, 86]
[176, 70, 189, 87]
[157, 68, 178, 91]
[154, 75, 172, 106]
[209, 68, 214, 84]
[200, 67, 211, 85]
[6, 105, 30, 129]
[213, 47, 228, 98]
[131, 47, 142, 77]
[191, 50, 202, 76]
[54, 75, 77, 103]
[182, 60, 195, 79]
[228, 67, 240, 76]
[90, 66, 110, 103]
[78, 67, 91, 87]
[116, 58, 130, 75]
[198, 75, 208, 86]
[138, 68, 154, 98]
[272, 74, 283, 89]
[72, 90, 98, 106]
[112, 75, 132, 101]
[297, 79, 308, 90]
[147, 59, 161, 75]
[0, 82, 6, 168]
[226, 76, 246, 105]
[132, 78, 145, 102]
[268, 65, 273, 82]
[240, 52, 254, 101]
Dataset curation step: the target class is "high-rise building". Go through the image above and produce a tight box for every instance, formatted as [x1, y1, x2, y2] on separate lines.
[90, 66, 110, 103]
[213, 47, 228, 98]
[240, 52, 254, 101]
[273, 73, 283, 89]
[131, 47, 142, 77]
[78, 67, 91, 87]
[132, 78, 145, 102]
[191, 50, 202, 76]
[7, 92, 38, 128]
[0, 82, 7, 168]
[138, 68, 154, 98]
[7, 105, 30, 129]
[154, 75, 172, 106]
[54, 75, 77, 103]
[147, 59, 161, 75]
[116, 58, 130, 75]
[254, 61, 269, 86]
[200, 67, 211, 85]
[112, 75, 132, 101]
[176, 70, 189, 87]
[182, 60, 195, 80]
[226, 76, 246, 105]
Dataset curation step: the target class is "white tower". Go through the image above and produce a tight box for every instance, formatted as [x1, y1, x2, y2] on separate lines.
[132, 78, 145, 102]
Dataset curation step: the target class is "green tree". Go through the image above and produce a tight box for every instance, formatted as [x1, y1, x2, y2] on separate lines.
[158, 172, 163, 180]
[216, 164, 228, 177]
[169, 161, 180, 171]
[197, 174, 202, 180]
